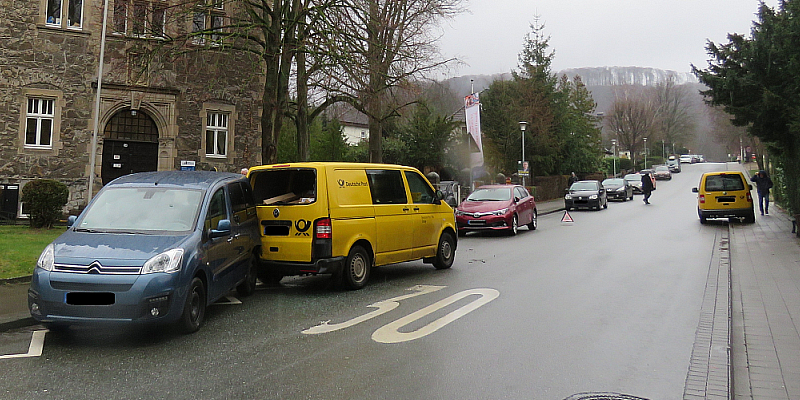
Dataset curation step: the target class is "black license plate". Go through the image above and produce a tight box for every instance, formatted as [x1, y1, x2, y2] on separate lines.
[66, 292, 115, 305]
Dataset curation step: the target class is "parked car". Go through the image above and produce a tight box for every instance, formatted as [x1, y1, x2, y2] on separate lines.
[654, 165, 672, 180]
[667, 158, 682, 173]
[456, 184, 537, 236]
[680, 154, 693, 163]
[692, 171, 755, 224]
[624, 173, 644, 194]
[602, 178, 634, 201]
[565, 180, 608, 211]
[28, 171, 261, 333]
[248, 162, 457, 290]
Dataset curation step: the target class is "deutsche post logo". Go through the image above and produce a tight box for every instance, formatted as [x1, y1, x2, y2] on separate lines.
[295, 219, 311, 236]
[338, 179, 345, 187]
[273, 208, 280, 218]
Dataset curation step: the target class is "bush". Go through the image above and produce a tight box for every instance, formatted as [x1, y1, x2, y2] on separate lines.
[21, 179, 69, 229]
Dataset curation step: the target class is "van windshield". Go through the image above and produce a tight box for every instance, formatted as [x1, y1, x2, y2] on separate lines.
[78, 187, 203, 232]
[251, 168, 317, 205]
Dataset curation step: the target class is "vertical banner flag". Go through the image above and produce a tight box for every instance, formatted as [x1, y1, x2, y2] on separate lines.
[464, 93, 483, 167]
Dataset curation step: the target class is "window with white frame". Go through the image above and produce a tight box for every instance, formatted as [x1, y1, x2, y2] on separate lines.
[205, 113, 228, 157]
[46, 0, 84, 29]
[113, 0, 166, 37]
[25, 98, 55, 148]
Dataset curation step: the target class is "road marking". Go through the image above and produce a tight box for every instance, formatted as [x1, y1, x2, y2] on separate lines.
[302, 285, 446, 335]
[371, 288, 500, 344]
[0, 330, 48, 360]
[213, 295, 242, 305]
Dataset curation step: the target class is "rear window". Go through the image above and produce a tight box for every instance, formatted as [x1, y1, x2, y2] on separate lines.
[252, 168, 317, 205]
[704, 174, 745, 191]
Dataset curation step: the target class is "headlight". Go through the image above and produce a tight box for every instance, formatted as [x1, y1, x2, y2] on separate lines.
[36, 244, 55, 271]
[589, 194, 598, 199]
[142, 249, 184, 274]
[455, 210, 467, 216]
[565, 194, 572, 200]
[492, 208, 509, 216]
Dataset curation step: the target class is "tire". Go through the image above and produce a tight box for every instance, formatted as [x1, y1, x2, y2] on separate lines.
[699, 211, 707, 225]
[630, 195, 634, 201]
[433, 232, 456, 270]
[179, 277, 206, 334]
[509, 215, 518, 235]
[527, 210, 538, 230]
[603, 198, 608, 209]
[744, 210, 756, 224]
[256, 266, 283, 286]
[236, 254, 258, 297]
[342, 245, 371, 290]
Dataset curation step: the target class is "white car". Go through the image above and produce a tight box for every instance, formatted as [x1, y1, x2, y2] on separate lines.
[680, 155, 693, 163]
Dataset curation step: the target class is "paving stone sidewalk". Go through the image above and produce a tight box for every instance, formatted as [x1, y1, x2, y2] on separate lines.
[729, 195, 800, 399]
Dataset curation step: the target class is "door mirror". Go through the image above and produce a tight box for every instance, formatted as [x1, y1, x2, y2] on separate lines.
[692, 187, 699, 193]
[67, 215, 77, 227]
[209, 219, 232, 239]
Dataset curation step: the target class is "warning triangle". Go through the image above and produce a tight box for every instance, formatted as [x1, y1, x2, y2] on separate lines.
[561, 210, 574, 223]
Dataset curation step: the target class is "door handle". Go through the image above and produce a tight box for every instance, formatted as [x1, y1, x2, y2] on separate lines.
[413, 207, 420, 211]
[403, 208, 410, 212]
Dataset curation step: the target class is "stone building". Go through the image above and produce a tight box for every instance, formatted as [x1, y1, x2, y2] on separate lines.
[0, 0, 264, 219]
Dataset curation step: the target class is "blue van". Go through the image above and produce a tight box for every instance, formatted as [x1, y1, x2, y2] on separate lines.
[28, 171, 260, 333]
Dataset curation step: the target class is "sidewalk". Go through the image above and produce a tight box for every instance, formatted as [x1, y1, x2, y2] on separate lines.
[729, 163, 800, 399]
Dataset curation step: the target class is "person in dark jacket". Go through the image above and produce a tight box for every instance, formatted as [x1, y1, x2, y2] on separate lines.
[751, 170, 774, 215]
[568, 172, 578, 187]
[641, 172, 655, 204]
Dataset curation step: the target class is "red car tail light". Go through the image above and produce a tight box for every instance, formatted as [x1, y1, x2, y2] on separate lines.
[746, 192, 752, 202]
[699, 194, 705, 204]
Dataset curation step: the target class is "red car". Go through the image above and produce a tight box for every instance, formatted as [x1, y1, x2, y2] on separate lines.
[455, 184, 537, 236]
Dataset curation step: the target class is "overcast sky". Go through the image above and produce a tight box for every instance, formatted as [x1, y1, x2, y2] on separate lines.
[436, 0, 779, 78]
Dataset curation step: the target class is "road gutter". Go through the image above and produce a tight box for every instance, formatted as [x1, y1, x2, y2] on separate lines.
[683, 228, 732, 399]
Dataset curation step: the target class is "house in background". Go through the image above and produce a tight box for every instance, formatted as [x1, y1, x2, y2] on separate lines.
[0, 0, 264, 218]
[324, 103, 369, 145]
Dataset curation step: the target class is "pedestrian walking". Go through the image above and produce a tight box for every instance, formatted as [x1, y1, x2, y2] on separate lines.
[641, 172, 654, 204]
[568, 172, 578, 187]
[750, 170, 773, 215]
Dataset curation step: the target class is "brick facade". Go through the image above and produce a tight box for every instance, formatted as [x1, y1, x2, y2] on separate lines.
[0, 0, 263, 218]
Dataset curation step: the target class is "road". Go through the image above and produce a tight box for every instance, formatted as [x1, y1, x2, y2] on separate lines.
[1, 163, 733, 400]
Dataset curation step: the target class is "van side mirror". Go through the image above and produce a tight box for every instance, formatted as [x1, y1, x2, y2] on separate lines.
[749, 184, 753, 190]
[692, 187, 698, 193]
[209, 219, 232, 239]
[434, 190, 444, 204]
[67, 215, 77, 227]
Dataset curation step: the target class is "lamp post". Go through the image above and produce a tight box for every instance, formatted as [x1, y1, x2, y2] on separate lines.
[643, 137, 648, 170]
[611, 139, 617, 177]
[519, 121, 527, 186]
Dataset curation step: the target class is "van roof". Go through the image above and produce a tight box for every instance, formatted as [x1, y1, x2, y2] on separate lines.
[107, 171, 243, 189]
[249, 162, 418, 171]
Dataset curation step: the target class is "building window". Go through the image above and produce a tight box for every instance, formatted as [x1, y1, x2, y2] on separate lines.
[113, 0, 166, 37]
[46, 0, 84, 29]
[206, 113, 228, 157]
[360, 131, 366, 140]
[25, 98, 55, 148]
[192, 2, 225, 46]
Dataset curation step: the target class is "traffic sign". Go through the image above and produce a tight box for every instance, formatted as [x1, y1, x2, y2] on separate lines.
[561, 210, 574, 223]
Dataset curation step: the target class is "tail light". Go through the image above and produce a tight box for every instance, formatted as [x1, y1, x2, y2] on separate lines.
[699, 194, 705, 204]
[746, 192, 752, 202]
[315, 218, 332, 239]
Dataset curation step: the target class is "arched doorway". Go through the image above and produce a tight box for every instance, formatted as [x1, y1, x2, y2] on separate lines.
[101, 108, 159, 185]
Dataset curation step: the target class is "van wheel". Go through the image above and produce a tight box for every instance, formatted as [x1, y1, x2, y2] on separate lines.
[236, 254, 258, 297]
[256, 266, 283, 286]
[744, 210, 756, 224]
[179, 278, 206, 334]
[433, 232, 455, 270]
[342, 245, 370, 290]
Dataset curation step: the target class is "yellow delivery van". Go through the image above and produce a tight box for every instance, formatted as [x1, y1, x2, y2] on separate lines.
[248, 162, 457, 289]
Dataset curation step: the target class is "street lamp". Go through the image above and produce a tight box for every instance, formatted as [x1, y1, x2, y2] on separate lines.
[611, 139, 617, 177]
[519, 121, 527, 186]
[643, 137, 648, 169]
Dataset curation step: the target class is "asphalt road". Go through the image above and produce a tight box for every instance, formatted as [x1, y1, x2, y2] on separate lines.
[0, 163, 733, 400]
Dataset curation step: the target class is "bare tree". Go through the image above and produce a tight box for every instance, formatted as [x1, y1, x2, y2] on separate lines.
[321, 0, 464, 163]
[605, 86, 657, 168]
[651, 76, 696, 154]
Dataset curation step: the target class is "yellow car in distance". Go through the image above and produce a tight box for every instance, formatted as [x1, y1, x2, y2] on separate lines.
[692, 171, 755, 224]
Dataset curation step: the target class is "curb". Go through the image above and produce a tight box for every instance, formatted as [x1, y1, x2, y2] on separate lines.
[0, 315, 36, 333]
[0, 275, 32, 285]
